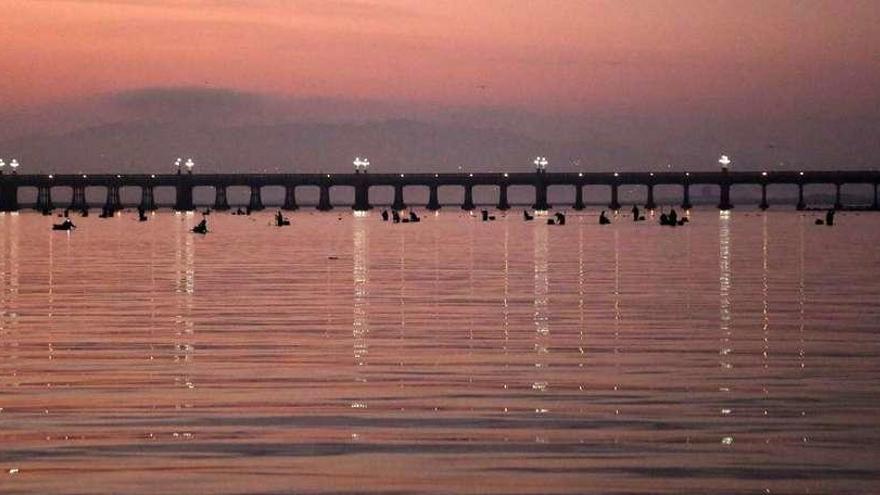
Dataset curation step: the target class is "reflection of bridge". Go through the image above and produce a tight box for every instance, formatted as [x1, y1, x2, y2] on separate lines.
[1, 170, 878, 212]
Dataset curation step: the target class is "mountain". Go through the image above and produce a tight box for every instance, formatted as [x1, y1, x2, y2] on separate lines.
[0, 119, 640, 174]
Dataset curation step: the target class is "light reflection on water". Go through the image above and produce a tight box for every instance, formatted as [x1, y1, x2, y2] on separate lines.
[0, 209, 879, 494]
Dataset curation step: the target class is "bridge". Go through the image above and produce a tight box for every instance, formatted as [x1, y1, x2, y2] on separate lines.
[0, 170, 878, 212]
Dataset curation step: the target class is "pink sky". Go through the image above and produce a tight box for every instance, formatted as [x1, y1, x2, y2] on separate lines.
[3, 0, 878, 115]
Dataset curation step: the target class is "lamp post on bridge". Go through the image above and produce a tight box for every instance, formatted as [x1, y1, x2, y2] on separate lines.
[6, 159, 20, 175]
[533, 156, 548, 174]
[719, 154, 731, 172]
[353, 156, 370, 174]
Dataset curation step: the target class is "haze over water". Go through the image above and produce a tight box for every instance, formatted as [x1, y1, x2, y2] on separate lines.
[1, 209, 879, 494]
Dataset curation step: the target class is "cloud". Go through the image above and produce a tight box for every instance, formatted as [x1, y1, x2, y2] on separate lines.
[36, 0, 417, 21]
[111, 86, 264, 114]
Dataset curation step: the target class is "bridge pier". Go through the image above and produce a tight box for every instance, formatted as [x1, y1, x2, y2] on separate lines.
[834, 183, 843, 210]
[759, 183, 769, 210]
[317, 184, 332, 211]
[461, 184, 475, 211]
[497, 184, 511, 210]
[70, 185, 88, 211]
[532, 181, 550, 211]
[645, 184, 656, 210]
[391, 185, 406, 211]
[283, 185, 298, 211]
[174, 184, 194, 211]
[0, 183, 19, 212]
[681, 183, 692, 210]
[213, 186, 229, 210]
[352, 183, 371, 211]
[718, 183, 732, 210]
[573, 185, 585, 210]
[104, 185, 121, 213]
[427, 184, 441, 211]
[36, 186, 53, 211]
[796, 184, 806, 210]
[248, 185, 264, 211]
[140, 186, 157, 211]
[609, 184, 621, 211]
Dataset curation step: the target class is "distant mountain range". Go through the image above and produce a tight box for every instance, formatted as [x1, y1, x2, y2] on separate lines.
[1, 87, 878, 175]
[0, 119, 636, 175]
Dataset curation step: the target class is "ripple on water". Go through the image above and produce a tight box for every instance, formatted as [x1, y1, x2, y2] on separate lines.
[0, 209, 879, 494]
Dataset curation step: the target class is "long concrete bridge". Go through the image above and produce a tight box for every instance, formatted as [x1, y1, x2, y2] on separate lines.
[0, 170, 878, 213]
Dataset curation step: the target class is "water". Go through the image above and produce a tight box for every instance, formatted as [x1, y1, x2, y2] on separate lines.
[1, 209, 879, 494]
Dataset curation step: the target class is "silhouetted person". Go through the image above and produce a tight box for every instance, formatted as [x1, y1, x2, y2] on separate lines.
[554, 212, 566, 225]
[599, 210, 611, 225]
[523, 210, 534, 221]
[275, 210, 290, 226]
[381, 210, 389, 221]
[138, 207, 148, 222]
[826, 209, 835, 226]
[659, 212, 669, 225]
[52, 219, 76, 231]
[392, 210, 401, 223]
[192, 219, 208, 234]
[481, 210, 489, 221]
[668, 208, 678, 226]
[63, 209, 69, 218]
[632, 204, 640, 221]
[409, 211, 420, 222]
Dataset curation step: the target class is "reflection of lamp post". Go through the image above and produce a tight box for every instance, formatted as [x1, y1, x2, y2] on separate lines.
[533, 156, 548, 172]
[185, 158, 194, 174]
[9, 159, 19, 175]
[353, 156, 370, 173]
[719, 154, 731, 172]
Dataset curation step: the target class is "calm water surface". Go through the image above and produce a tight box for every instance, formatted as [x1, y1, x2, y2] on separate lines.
[1, 209, 879, 494]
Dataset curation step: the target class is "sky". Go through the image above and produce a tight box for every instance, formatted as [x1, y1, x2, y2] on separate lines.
[1, 0, 878, 172]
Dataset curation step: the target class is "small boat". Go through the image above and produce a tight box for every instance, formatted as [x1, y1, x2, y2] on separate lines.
[192, 220, 208, 234]
[52, 220, 76, 231]
[554, 212, 566, 225]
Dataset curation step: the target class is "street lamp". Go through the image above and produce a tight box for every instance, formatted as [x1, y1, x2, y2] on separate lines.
[719, 154, 731, 171]
[9, 159, 19, 174]
[185, 158, 194, 173]
[533, 156, 548, 171]
[353, 156, 370, 173]
[0, 159, 5, 175]
[174, 157, 183, 174]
